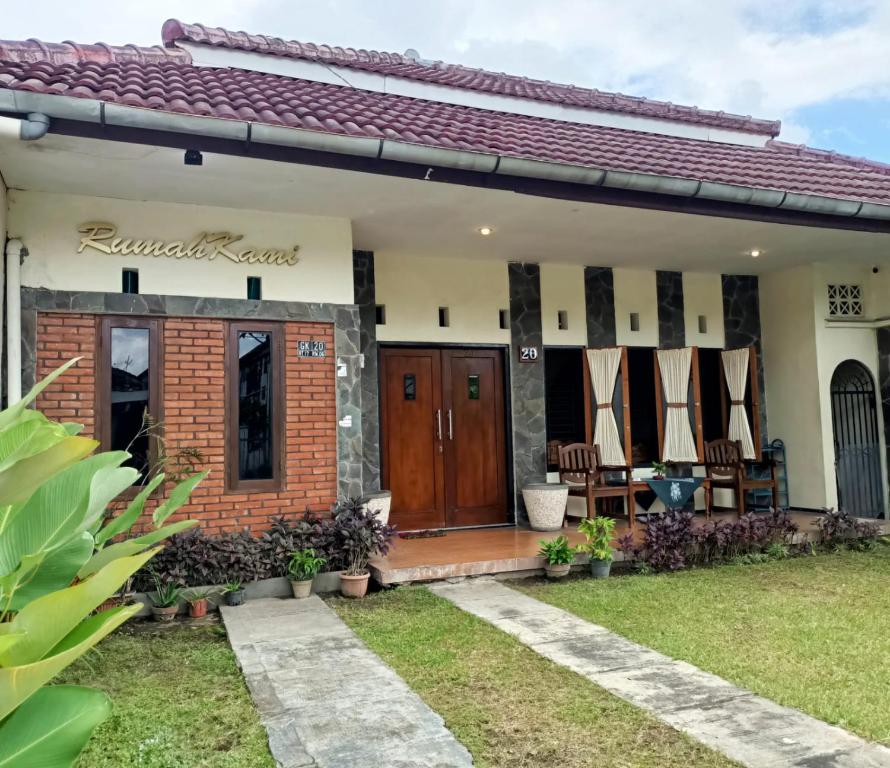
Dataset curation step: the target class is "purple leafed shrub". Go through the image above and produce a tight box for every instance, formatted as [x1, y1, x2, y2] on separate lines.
[816, 509, 882, 551]
[135, 500, 397, 590]
[623, 509, 800, 573]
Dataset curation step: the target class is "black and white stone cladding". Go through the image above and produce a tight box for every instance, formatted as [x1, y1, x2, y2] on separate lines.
[722, 274, 768, 446]
[656, 270, 685, 349]
[509, 263, 547, 523]
[20, 287, 365, 500]
[352, 250, 381, 493]
[584, 266, 617, 347]
[878, 327, 890, 511]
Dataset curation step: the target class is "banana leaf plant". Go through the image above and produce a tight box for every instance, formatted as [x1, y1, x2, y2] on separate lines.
[0, 359, 208, 767]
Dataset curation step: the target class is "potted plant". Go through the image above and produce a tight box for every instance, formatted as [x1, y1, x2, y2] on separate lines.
[150, 574, 181, 622]
[537, 535, 577, 579]
[333, 498, 396, 598]
[184, 588, 215, 618]
[287, 549, 327, 598]
[522, 483, 569, 531]
[578, 516, 616, 578]
[651, 461, 668, 481]
[223, 580, 245, 606]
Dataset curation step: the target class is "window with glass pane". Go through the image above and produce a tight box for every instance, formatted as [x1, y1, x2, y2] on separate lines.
[237, 330, 274, 480]
[110, 327, 150, 479]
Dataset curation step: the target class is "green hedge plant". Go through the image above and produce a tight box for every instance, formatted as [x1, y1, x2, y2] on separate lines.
[0, 359, 207, 767]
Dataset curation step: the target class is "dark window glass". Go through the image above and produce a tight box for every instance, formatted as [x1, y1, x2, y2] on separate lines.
[237, 331, 274, 480]
[404, 373, 416, 400]
[468, 374, 480, 400]
[110, 327, 150, 480]
[544, 348, 586, 471]
[627, 346, 658, 464]
[122, 269, 139, 294]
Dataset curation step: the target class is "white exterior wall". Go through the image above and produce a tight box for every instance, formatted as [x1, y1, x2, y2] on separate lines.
[813, 262, 888, 512]
[683, 272, 725, 348]
[540, 263, 587, 346]
[614, 268, 658, 347]
[8, 190, 354, 304]
[761, 266, 827, 509]
[374, 252, 510, 344]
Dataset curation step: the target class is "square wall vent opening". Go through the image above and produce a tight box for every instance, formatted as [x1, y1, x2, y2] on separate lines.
[499, 309, 509, 330]
[438, 307, 450, 328]
[375, 305, 387, 325]
[698, 315, 708, 334]
[247, 276, 262, 300]
[629, 312, 640, 332]
[557, 310, 569, 330]
[122, 268, 139, 295]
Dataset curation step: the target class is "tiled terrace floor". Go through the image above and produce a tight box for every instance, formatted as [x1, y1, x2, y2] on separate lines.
[370, 510, 886, 585]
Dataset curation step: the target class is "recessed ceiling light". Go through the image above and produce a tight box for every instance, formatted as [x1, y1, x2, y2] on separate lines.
[478, 226, 493, 236]
[750, 249, 762, 258]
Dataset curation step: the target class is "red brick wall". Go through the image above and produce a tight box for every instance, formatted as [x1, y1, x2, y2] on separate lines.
[36, 312, 338, 535]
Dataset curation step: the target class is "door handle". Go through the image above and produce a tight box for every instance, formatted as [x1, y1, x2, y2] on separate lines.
[436, 409, 442, 440]
[447, 409, 453, 440]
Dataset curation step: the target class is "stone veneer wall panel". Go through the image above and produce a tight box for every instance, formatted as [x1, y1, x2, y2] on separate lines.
[878, 327, 890, 511]
[656, 270, 685, 349]
[22, 287, 363, 500]
[353, 250, 380, 492]
[509, 263, 547, 522]
[584, 266, 617, 347]
[722, 275, 768, 446]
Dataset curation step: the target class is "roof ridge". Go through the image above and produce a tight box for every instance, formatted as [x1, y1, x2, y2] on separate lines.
[768, 140, 890, 175]
[161, 18, 782, 137]
[0, 38, 190, 66]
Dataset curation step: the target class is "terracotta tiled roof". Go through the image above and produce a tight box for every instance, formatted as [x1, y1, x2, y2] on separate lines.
[160, 19, 781, 137]
[3, 54, 890, 205]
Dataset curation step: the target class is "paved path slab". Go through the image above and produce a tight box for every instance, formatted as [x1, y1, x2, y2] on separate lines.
[220, 597, 473, 768]
[430, 578, 890, 768]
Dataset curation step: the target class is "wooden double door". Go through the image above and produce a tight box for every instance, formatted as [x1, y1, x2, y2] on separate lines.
[380, 347, 508, 530]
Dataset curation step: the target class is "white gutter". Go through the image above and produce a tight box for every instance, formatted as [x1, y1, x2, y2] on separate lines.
[0, 113, 50, 141]
[2, 89, 890, 222]
[5, 239, 23, 404]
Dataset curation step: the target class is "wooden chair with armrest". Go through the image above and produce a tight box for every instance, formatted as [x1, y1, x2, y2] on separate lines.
[557, 443, 635, 530]
[703, 438, 779, 518]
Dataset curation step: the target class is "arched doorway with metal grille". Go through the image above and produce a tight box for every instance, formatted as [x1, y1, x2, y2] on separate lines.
[830, 360, 884, 518]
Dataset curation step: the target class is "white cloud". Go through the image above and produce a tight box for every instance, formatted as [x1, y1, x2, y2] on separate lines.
[3, 0, 889, 144]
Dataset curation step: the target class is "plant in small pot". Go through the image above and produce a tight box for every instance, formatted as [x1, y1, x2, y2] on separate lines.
[184, 588, 215, 618]
[223, 580, 246, 607]
[537, 535, 577, 579]
[578, 516, 616, 579]
[333, 498, 396, 598]
[651, 461, 668, 481]
[287, 549, 327, 598]
[150, 573, 182, 622]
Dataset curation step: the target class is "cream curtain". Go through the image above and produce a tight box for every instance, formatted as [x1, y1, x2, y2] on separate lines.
[585, 348, 626, 466]
[722, 347, 756, 459]
[657, 347, 698, 462]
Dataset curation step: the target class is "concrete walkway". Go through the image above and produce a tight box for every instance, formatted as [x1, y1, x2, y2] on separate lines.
[220, 597, 473, 768]
[430, 579, 890, 768]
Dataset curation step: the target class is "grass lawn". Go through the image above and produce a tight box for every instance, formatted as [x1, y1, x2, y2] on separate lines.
[518, 547, 890, 746]
[56, 622, 275, 768]
[332, 586, 737, 768]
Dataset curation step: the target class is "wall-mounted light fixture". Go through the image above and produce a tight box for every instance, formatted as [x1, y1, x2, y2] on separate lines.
[184, 149, 203, 166]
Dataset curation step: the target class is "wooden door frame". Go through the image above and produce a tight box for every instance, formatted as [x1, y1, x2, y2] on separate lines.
[377, 342, 514, 526]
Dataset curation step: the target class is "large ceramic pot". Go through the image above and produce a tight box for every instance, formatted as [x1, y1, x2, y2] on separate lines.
[522, 483, 569, 531]
[152, 605, 178, 623]
[589, 559, 612, 579]
[364, 491, 392, 526]
[340, 572, 370, 599]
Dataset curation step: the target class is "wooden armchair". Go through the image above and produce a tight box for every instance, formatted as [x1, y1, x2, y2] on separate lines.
[557, 443, 635, 530]
[703, 439, 779, 518]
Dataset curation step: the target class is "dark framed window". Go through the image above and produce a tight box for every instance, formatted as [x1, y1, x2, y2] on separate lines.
[226, 321, 284, 491]
[97, 316, 162, 485]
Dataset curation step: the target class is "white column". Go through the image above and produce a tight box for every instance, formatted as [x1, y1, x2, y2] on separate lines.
[5, 238, 23, 404]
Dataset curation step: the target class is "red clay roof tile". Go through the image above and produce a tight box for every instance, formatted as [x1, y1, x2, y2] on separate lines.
[161, 19, 781, 137]
[2, 55, 890, 204]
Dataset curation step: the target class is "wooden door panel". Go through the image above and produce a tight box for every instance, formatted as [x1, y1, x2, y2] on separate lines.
[380, 349, 445, 530]
[443, 350, 507, 526]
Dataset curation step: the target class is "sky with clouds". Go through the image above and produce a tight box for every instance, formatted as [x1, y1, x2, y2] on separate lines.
[5, 0, 890, 161]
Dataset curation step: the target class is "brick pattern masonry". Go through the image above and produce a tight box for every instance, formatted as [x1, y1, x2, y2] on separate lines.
[36, 312, 337, 535]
